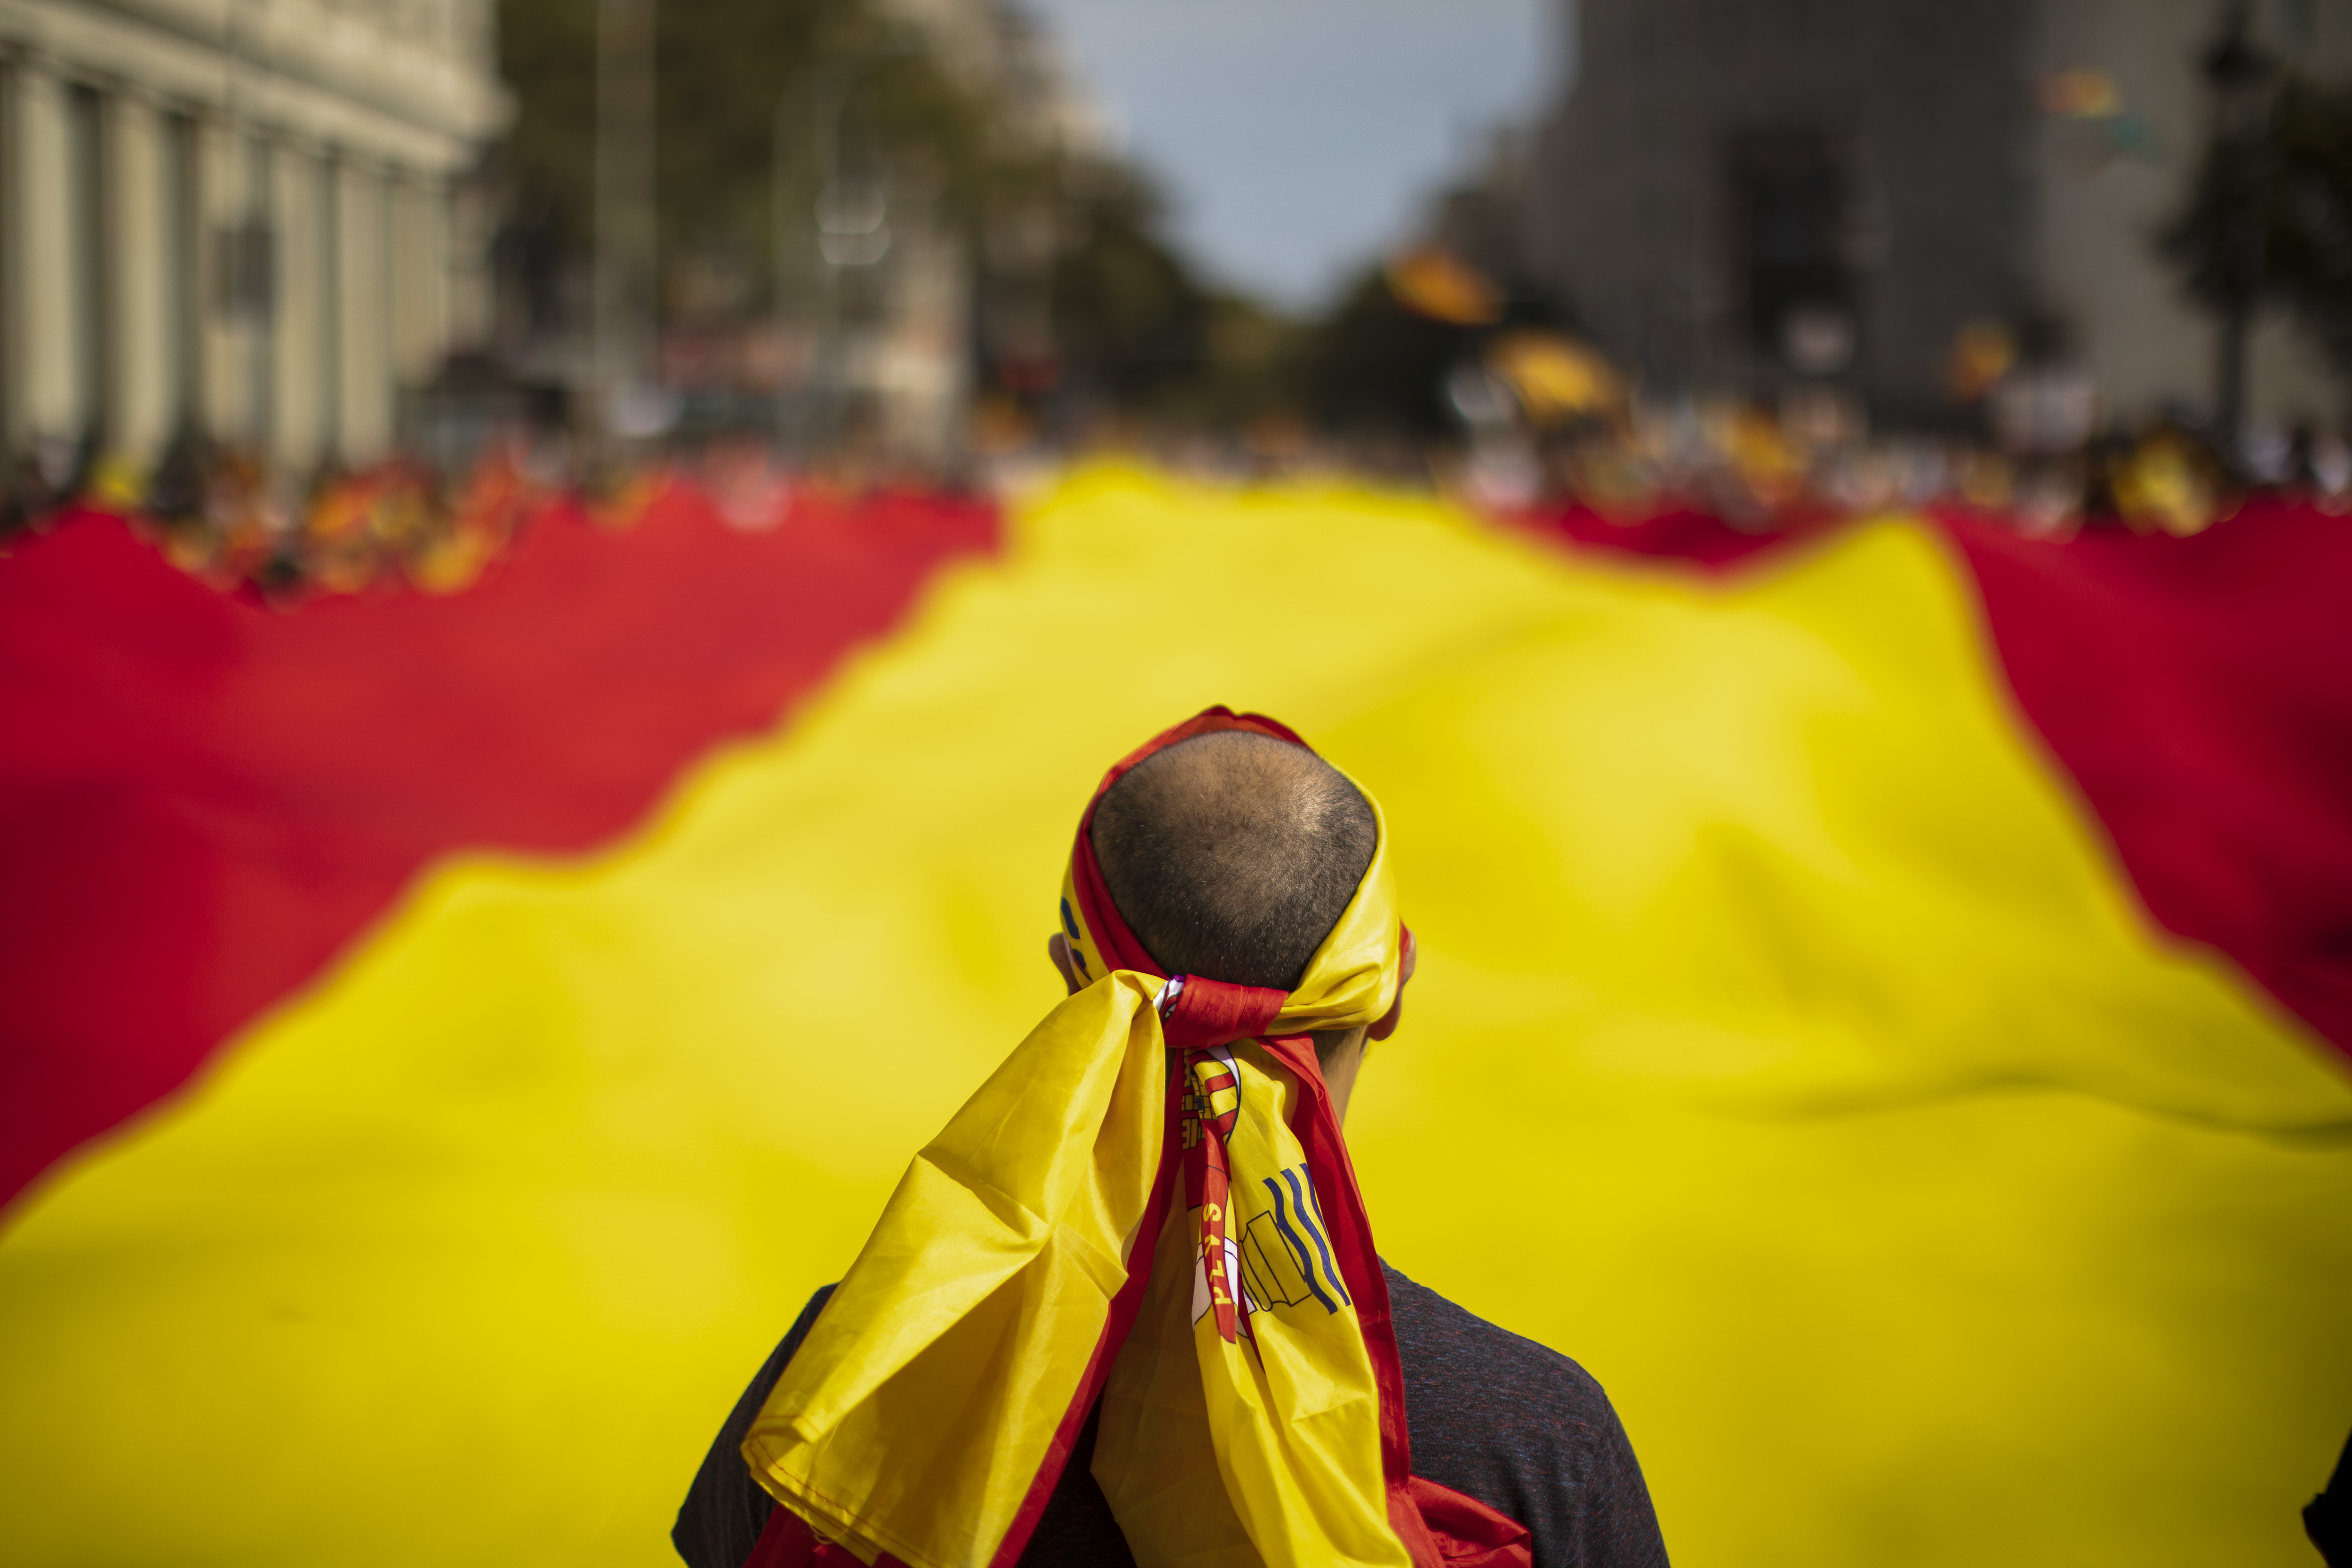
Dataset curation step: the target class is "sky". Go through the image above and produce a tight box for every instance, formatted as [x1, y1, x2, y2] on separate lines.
[1018, 0, 1566, 313]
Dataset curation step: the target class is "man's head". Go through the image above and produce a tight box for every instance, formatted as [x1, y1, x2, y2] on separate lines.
[1048, 729, 1387, 1117]
[1089, 730, 1377, 992]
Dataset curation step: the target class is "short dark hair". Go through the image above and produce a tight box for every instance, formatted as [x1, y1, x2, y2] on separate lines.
[1089, 730, 1377, 992]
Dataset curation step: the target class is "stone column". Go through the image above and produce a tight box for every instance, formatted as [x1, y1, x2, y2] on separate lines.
[389, 175, 450, 386]
[110, 91, 175, 466]
[0, 66, 16, 456]
[270, 142, 326, 471]
[0, 65, 17, 455]
[336, 160, 392, 463]
[447, 168, 495, 352]
[164, 113, 201, 440]
[196, 119, 252, 446]
[16, 63, 85, 446]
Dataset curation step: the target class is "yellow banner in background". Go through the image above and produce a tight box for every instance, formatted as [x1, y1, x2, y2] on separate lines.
[1, 465, 2346, 1568]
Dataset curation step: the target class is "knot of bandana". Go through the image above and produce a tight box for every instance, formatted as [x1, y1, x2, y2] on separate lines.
[1158, 974, 1288, 1051]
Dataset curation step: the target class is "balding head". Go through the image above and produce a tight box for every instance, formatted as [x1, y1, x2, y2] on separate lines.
[1090, 731, 1377, 991]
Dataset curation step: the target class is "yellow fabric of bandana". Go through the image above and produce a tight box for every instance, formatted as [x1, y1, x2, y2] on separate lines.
[740, 759, 1409, 1568]
[1088, 1036, 1405, 1568]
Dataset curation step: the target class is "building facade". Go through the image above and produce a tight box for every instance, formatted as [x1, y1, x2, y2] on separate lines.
[1530, 0, 2350, 430]
[0, 0, 507, 482]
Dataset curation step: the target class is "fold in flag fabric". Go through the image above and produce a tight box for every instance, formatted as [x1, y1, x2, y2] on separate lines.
[1, 466, 2347, 1568]
[1521, 495, 2352, 1062]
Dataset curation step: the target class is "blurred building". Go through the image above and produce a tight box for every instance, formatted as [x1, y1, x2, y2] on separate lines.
[1532, 0, 2350, 430]
[1423, 123, 1542, 307]
[0, 0, 508, 480]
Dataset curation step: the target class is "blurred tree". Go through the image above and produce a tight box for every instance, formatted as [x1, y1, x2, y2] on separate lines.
[2160, 6, 2280, 431]
[2260, 76, 2352, 399]
[497, 0, 985, 318]
[1296, 264, 1472, 438]
[495, 0, 1228, 428]
[495, 0, 599, 238]
[1044, 167, 1214, 410]
[2164, 61, 2352, 419]
[1190, 294, 1310, 428]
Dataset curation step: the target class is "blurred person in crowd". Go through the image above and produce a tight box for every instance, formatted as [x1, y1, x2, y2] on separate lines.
[675, 710, 1668, 1568]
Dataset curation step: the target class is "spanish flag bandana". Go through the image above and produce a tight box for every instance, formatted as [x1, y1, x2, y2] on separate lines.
[739, 708, 1528, 1568]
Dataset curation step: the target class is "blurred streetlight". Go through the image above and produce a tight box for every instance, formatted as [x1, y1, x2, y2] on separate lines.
[771, 47, 911, 451]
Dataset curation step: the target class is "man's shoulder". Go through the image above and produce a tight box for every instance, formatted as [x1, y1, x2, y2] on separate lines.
[1382, 1262, 1669, 1568]
[1382, 1261, 1613, 1419]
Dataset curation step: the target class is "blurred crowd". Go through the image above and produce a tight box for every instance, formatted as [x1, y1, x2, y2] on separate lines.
[8, 240, 2349, 605]
[6, 385, 2347, 610]
[0, 439, 556, 602]
[1456, 382, 2352, 540]
[1414, 301, 2352, 539]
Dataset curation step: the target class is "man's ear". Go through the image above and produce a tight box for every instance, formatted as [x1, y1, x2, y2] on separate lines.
[1048, 932, 1083, 995]
[1368, 928, 1417, 1042]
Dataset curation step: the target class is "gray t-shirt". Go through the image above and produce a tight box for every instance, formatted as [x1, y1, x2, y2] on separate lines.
[675, 1263, 1669, 1568]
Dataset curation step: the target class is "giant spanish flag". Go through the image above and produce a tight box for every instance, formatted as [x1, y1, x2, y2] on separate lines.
[1, 466, 2347, 1568]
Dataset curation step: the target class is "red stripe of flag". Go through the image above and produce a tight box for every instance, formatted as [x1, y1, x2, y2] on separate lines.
[1524, 495, 2352, 1061]
[0, 485, 996, 1208]
[1945, 501, 2352, 1059]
